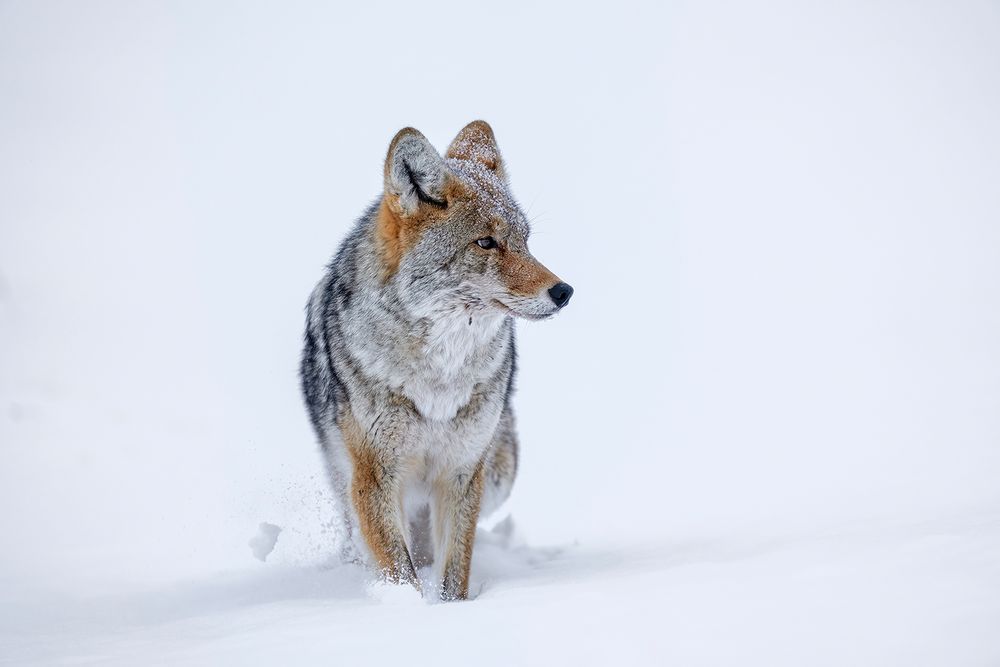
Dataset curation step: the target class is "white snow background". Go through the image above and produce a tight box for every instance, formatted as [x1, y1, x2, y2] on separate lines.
[2, 1, 999, 665]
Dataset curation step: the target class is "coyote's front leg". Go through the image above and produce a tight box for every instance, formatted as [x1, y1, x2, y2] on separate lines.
[341, 411, 419, 589]
[433, 461, 486, 601]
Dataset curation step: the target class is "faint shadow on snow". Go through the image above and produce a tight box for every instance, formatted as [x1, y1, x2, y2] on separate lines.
[465, 515, 622, 599]
[1, 516, 621, 638]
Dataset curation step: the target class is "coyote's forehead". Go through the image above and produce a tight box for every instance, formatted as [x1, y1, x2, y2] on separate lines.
[446, 158, 529, 242]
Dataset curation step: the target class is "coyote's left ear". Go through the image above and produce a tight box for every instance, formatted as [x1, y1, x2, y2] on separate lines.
[446, 120, 506, 180]
[384, 127, 449, 216]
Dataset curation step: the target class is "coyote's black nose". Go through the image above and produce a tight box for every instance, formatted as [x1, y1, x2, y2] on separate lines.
[548, 282, 574, 309]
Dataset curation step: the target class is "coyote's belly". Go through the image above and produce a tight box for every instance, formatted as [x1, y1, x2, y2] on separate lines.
[401, 373, 478, 422]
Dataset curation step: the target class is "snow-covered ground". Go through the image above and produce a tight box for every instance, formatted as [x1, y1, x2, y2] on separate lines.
[4, 513, 1000, 665]
[2, 2, 999, 665]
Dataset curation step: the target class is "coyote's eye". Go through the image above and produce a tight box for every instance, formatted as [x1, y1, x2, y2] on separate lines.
[475, 237, 498, 250]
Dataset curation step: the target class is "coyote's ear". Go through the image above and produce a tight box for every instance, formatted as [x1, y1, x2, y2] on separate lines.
[384, 127, 448, 216]
[446, 120, 506, 180]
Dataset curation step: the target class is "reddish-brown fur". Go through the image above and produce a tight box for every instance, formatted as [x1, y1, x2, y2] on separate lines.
[341, 409, 418, 586]
[499, 250, 559, 297]
[376, 181, 467, 282]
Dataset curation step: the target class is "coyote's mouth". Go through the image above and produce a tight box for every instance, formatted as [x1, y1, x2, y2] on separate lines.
[491, 299, 555, 321]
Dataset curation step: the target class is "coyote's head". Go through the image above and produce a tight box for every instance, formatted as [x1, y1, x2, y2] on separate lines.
[376, 121, 573, 321]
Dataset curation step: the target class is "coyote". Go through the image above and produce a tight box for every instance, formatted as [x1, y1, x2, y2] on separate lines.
[300, 121, 573, 600]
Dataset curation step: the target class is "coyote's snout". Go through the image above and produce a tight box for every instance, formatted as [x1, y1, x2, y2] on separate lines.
[300, 121, 571, 600]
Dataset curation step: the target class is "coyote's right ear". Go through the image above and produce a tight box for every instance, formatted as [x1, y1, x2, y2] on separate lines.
[384, 128, 448, 216]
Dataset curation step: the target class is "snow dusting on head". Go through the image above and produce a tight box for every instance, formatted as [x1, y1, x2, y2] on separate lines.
[444, 120, 529, 241]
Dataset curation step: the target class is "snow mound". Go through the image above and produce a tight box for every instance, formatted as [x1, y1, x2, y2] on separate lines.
[248, 522, 282, 562]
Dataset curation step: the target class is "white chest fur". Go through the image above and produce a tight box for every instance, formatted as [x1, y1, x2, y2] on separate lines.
[402, 309, 506, 421]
